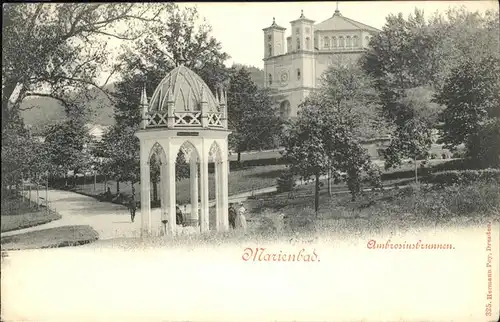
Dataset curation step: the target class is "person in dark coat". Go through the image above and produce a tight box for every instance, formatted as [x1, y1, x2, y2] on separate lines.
[128, 196, 137, 223]
[176, 205, 184, 226]
[228, 203, 237, 229]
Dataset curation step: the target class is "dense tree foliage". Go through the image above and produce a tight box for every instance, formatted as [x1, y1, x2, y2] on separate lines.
[434, 55, 500, 168]
[362, 7, 499, 169]
[227, 66, 283, 162]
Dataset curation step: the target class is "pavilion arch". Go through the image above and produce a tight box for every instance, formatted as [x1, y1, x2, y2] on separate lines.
[207, 139, 227, 231]
[149, 142, 168, 165]
[208, 140, 223, 163]
[178, 140, 201, 163]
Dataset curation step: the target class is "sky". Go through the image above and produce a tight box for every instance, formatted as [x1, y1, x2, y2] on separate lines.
[99, 1, 498, 85]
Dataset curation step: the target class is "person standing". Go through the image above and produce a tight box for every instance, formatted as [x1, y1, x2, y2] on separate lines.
[128, 196, 137, 223]
[228, 203, 237, 229]
[176, 205, 184, 226]
[234, 202, 247, 231]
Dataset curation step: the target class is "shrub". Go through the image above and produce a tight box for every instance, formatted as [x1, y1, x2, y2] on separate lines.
[424, 169, 500, 187]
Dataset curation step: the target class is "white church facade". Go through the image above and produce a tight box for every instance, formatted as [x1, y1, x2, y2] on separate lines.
[262, 8, 380, 118]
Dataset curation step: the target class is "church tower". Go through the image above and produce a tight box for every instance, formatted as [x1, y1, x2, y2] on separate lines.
[290, 10, 315, 52]
[262, 17, 286, 59]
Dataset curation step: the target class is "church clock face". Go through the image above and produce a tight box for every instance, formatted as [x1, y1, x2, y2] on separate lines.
[279, 70, 289, 86]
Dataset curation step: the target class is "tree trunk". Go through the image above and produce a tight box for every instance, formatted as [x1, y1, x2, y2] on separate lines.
[131, 183, 136, 200]
[314, 173, 320, 217]
[104, 175, 107, 193]
[116, 181, 120, 194]
[45, 172, 49, 214]
[21, 174, 24, 205]
[327, 169, 332, 197]
[28, 177, 32, 204]
[36, 174, 40, 209]
[1, 81, 18, 134]
[237, 151, 241, 164]
[414, 156, 418, 184]
[93, 172, 96, 191]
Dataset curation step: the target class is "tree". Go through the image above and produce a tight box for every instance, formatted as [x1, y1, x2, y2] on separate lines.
[227, 66, 283, 162]
[318, 63, 386, 195]
[434, 55, 500, 168]
[282, 62, 384, 211]
[2, 3, 167, 134]
[43, 116, 91, 186]
[281, 101, 331, 215]
[1, 113, 33, 195]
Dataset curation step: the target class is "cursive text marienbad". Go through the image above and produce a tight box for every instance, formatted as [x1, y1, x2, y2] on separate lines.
[242, 247, 320, 262]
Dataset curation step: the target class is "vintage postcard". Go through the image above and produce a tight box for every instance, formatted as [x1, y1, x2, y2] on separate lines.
[2, 1, 499, 321]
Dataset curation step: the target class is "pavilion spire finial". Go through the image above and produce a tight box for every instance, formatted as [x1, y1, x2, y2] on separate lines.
[140, 83, 148, 106]
[335, 1, 340, 15]
[177, 51, 186, 67]
[300, 9, 304, 18]
[140, 83, 148, 129]
[272, 17, 276, 26]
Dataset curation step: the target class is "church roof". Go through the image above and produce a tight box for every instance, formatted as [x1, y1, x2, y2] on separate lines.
[148, 65, 219, 113]
[315, 10, 380, 32]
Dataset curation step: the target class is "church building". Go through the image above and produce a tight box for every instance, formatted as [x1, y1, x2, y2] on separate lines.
[262, 7, 380, 118]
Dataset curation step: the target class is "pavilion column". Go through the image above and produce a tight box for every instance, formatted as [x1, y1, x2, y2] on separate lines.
[189, 156, 199, 225]
[199, 159, 210, 233]
[140, 160, 151, 237]
[214, 160, 221, 231]
[165, 157, 177, 236]
[160, 162, 168, 234]
[219, 157, 229, 231]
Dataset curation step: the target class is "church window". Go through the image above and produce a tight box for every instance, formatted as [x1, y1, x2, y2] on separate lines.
[296, 28, 300, 35]
[297, 38, 300, 50]
[353, 36, 359, 47]
[332, 37, 337, 48]
[268, 44, 272, 56]
[346, 36, 352, 47]
[297, 69, 301, 80]
[339, 36, 345, 47]
[268, 35, 272, 42]
[323, 36, 330, 48]
[305, 37, 310, 50]
[268, 74, 273, 85]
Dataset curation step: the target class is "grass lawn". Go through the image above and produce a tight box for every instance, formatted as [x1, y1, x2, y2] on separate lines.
[1, 225, 99, 251]
[1, 196, 62, 233]
[75, 164, 289, 204]
[245, 179, 500, 236]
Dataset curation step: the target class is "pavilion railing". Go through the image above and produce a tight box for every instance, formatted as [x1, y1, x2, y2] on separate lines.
[146, 111, 225, 129]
